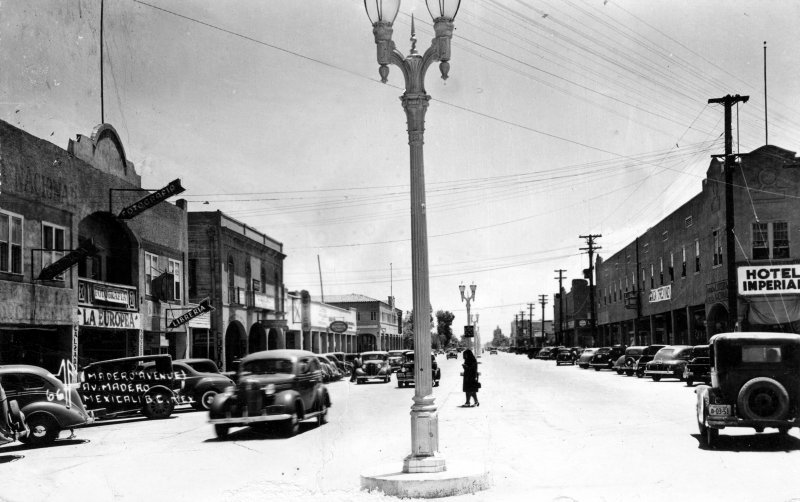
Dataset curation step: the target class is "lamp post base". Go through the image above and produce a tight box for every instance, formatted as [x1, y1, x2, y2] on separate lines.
[403, 452, 446, 473]
[361, 460, 491, 499]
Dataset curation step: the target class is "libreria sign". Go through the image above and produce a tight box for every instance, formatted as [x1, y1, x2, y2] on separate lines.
[738, 265, 800, 296]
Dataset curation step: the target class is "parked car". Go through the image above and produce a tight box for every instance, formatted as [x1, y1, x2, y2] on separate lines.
[555, 348, 576, 366]
[209, 349, 330, 438]
[683, 345, 711, 386]
[614, 346, 644, 375]
[577, 348, 598, 369]
[172, 359, 235, 410]
[0, 381, 27, 446]
[644, 345, 692, 381]
[537, 347, 554, 360]
[489, 348, 498, 355]
[696, 333, 800, 447]
[387, 350, 407, 373]
[329, 352, 351, 376]
[0, 365, 90, 445]
[446, 350, 458, 360]
[590, 345, 626, 371]
[79, 355, 178, 420]
[317, 355, 343, 381]
[633, 345, 667, 378]
[354, 351, 392, 384]
[396, 351, 441, 388]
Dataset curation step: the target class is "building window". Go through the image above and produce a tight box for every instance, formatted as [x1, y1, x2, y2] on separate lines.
[227, 255, 235, 303]
[42, 222, 67, 280]
[685, 216, 693, 228]
[370, 311, 377, 321]
[260, 267, 267, 293]
[659, 258, 664, 285]
[0, 211, 23, 275]
[681, 246, 687, 278]
[168, 258, 182, 301]
[245, 259, 251, 291]
[662, 231, 668, 241]
[189, 259, 197, 298]
[642, 268, 646, 290]
[695, 240, 701, 273]
[357, 311, 361, 321]
[753, 221, 790, 260]
[669, 253, 674, 282]
[712, 230, 723, 267]
[145, 252, 159, 295]
[643, 243, 649, 254]
[650, 264, 654, 289]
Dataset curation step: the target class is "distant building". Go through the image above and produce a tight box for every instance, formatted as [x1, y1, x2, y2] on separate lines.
[554, 279, 595, 347]
[323, 295, 402, 351]
[595, 145, 800, 346]
[284, 291, 357, 354]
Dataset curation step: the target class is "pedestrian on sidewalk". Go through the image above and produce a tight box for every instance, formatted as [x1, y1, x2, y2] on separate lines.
[461, 349, 480, 407]
[350, 354, 361, 382]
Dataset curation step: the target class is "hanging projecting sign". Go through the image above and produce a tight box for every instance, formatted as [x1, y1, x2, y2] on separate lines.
[168, 298, 215, 329]
[118, 179, 185, 219]
[329, 320, 348, 333]
[648, 285, 672, 303]
[738, 265, 800, 296]
[38, 239, 99, 281]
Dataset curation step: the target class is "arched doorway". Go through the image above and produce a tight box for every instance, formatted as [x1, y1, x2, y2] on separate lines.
[78, 212, 138, 285]
[267, 328, 279, 350]
[248, 323, 267, 354]
[225, 321, 247, 370]
[707, 304, 729, 337]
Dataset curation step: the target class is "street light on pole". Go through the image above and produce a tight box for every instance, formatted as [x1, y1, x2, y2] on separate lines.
[459, 282, 477, 351]
[363, 0, 464, 477]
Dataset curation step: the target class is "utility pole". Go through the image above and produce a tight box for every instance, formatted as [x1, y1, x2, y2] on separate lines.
[519, 311, 526, 347]
[514, 314, 519, 347]
[554, 269, 566, 345]
[527, 303, 534, 347]
[538, 295, 548, 345]
[580, 234, 602, 345]
[708, 94, 749, 332]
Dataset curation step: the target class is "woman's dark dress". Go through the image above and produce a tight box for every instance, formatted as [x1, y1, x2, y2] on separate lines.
[462, 361, 479, 393]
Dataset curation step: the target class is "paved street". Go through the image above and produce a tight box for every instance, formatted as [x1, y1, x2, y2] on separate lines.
[2, 353, 800, 502]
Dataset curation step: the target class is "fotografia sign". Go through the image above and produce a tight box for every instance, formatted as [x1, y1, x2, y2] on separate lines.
[118, 179, 185, 219]
[38, 239, 99, 281]
[738, 265, 800, 296]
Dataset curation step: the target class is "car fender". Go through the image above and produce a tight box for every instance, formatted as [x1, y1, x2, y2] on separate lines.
[274, 390, 305, 418]
[315, 387, 331, 408]
[21, 403, 78, 429]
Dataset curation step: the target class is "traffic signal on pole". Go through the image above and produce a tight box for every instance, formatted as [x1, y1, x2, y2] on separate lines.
[464, 325, 475, 337]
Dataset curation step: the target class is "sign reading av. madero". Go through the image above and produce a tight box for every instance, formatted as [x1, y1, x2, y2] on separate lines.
[168, 298, 215, 329]
[38, 239, 99, 281]
[118, 179, 185, 219]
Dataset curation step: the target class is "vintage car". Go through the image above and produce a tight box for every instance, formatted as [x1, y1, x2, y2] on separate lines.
[172, 359, 235, 410]
[489, 348, 498, 355]
[446, 350, 458, 360]
[80, 355, 179, 420]
[537, 347, 554, 360]
[396, 351, 441, 388]
[644, 345, 693, 381]
[683, 345, 711, 386]
[590, 345, 626, 371]
[576, 348, 598, 369]
[387, 350, 407, 373]
[633, 344, 667, 378]
[209, 349, 330, 438]
[614, 346, 644, 375]
[317, 355, 343, 381]
[696, 333, 800, 447]
[327, 352, 351, 376]
[0, 365, 90, 445]
[0, 381, 27, 446]
[354, 351, 392, 384]
[555, 348, 576, 366]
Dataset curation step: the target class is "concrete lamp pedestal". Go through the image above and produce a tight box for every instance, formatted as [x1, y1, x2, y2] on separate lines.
[361, 460, 491, 499]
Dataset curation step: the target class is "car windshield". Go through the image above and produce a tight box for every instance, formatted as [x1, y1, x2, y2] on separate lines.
[691, 346, 709, 358]
[653, 349, 675, 361]
[597, 348, 610, 354]
[241, 358, 294, 375]
[184, 360, 219, 373]
[582, 349, 597, 355]
[363, 354, 387, 361]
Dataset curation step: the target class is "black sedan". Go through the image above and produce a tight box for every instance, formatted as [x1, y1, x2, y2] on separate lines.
[174, 359, 235, 410]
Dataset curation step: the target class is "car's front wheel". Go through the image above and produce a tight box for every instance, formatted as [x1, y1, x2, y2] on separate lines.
[651, 375, 661, 382]
[283, 412, 300, 437]
[143, 390, 175, 419]
[214, 424, 230, 439]
[21, 414, 59, 445]
[317, 402, 328, 426]
[194, 390, 219, 411]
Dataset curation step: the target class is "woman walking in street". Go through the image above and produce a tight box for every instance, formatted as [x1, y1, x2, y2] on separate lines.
[462, 349, 480, 407]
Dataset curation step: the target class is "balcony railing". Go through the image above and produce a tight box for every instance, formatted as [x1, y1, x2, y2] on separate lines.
[78, 278, 138, 311]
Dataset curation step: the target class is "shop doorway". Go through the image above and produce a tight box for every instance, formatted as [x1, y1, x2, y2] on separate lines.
[79, 328, 137, 366]
[224, 321, 246, 371]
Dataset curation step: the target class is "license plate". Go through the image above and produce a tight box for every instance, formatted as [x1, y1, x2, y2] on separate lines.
[708, 404, 731, 417]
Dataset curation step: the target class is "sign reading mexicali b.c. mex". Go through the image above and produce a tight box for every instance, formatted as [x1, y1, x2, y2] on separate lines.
[738, 265, 800, 296]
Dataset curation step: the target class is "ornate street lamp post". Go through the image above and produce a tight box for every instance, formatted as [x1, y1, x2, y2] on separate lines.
[459, 283, 477, 351]
[365, 0, 461, 474]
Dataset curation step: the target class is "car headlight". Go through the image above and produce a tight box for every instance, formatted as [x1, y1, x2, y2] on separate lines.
[262, 384, 276, 395]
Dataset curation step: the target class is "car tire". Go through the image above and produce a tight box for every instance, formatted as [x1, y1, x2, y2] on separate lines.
[651, 375, 661, 382]
[142, 390, 175, 419]
[706, 425, 718, 448]
[593, 367, 600, 371]
[214, 424, 230, 439]
[737, 377, 790, 421]
[283, 412, 300, 437]
[194, 390, 219, 411]
[636, 371, 643, 378]
[686, 378, 694, 387]
[317, 402, 328, 426]
[21, 414, 59, 445]
[778, 426, 790, 435]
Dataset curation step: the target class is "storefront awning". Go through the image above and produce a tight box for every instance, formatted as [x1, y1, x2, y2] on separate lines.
[746, 296, 800, 325]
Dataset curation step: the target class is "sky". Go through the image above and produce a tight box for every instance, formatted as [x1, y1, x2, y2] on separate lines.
[2, 0, 799, 341]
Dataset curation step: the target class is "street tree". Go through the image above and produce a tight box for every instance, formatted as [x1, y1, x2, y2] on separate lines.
[435, 310, 455, 348]
[491, 326, 510, 348]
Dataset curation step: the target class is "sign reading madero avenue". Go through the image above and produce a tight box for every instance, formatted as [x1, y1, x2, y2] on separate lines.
[118, 179, 185, 219]
[168, 298, 215, 329]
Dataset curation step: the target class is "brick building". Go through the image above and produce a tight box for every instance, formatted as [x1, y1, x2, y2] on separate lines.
[553, 279, 595, 347]
[0, 120, 189, 373]
[595, 145, 800, 346]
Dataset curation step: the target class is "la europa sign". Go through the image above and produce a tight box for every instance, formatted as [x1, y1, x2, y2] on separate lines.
[738, 265, 800, 296]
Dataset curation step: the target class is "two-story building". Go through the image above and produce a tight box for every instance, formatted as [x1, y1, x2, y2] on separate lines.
[323, 294, 402, 352]
[595, 145, 800, 346]
[553, 279, 595, 347]
[0, 120, 189, 373]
